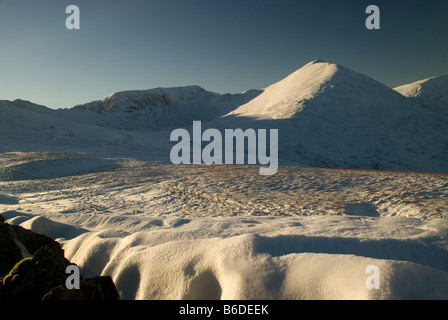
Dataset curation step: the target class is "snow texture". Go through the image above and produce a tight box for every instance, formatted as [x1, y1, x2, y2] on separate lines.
[1, 60, 448, 300]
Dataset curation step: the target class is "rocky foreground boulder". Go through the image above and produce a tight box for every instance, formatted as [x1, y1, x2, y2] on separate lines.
[0, 214, 119, 300]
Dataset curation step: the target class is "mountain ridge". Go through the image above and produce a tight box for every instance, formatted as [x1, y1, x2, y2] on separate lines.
[1, 59, 447, 173]
[66, 85, 262, 130]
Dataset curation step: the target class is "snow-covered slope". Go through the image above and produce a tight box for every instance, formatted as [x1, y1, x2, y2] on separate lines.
[394, 75, 448, 115]
[0, 99, 116, 152]
[227, 59, 410, 119]
[0, 99, 68, 148]
[0, 99, 57, 116]
[2, 61, 448, 301]
[219, 59, 448, 172]
[66, 86, 261, 131]
[1, 60, 447, 173]
[0, 99, 171, 160]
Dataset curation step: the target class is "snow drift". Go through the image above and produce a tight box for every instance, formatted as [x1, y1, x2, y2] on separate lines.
[4, 213, 448, 300]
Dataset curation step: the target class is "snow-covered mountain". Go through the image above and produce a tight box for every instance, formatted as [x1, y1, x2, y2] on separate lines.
[394, 75, 448, 115]
[1, 59, 447, 173]
[2, 61, 448, 301]
[217, 59, 448, 172]
[0, 99, 56, 116]
[0, 98, 166, 158]
[66, 86, 261, 131]
[226, 59, 411, 119]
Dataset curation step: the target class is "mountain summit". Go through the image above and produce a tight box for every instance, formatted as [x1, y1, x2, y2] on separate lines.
[394, 75, 448, 115]
[227, 59, 409, 119]
[221, 60, 448, 172]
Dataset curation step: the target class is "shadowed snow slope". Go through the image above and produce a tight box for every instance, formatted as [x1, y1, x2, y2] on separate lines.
[394, 75, 448, 115]
[0, 100, 169, 159]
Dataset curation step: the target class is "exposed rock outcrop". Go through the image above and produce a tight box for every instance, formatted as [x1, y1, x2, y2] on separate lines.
[0, 214, 119, 300]
[42, 276, 119, 300]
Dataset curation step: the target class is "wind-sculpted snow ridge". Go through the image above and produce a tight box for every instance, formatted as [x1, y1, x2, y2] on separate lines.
[59, 218, 448, 300]
[2, 192, 448, 300]
[394, 75, 448, 115]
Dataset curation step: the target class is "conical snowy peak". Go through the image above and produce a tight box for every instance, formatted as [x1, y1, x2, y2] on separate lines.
[218, 59, 448, 173]
[227, 59, 406, 119]
[394, 75, 448, 115]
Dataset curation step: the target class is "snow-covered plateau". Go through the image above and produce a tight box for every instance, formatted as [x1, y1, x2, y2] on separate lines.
[1, 60, 448, 300]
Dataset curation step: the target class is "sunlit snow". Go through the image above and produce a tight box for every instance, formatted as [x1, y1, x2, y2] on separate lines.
[1, 60, 448, 300]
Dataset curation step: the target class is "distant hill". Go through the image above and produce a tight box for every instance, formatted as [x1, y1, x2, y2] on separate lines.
[394, 75, 448, 115]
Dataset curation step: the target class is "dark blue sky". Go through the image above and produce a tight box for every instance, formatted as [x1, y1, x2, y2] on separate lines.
[0, 0, 447, 109]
